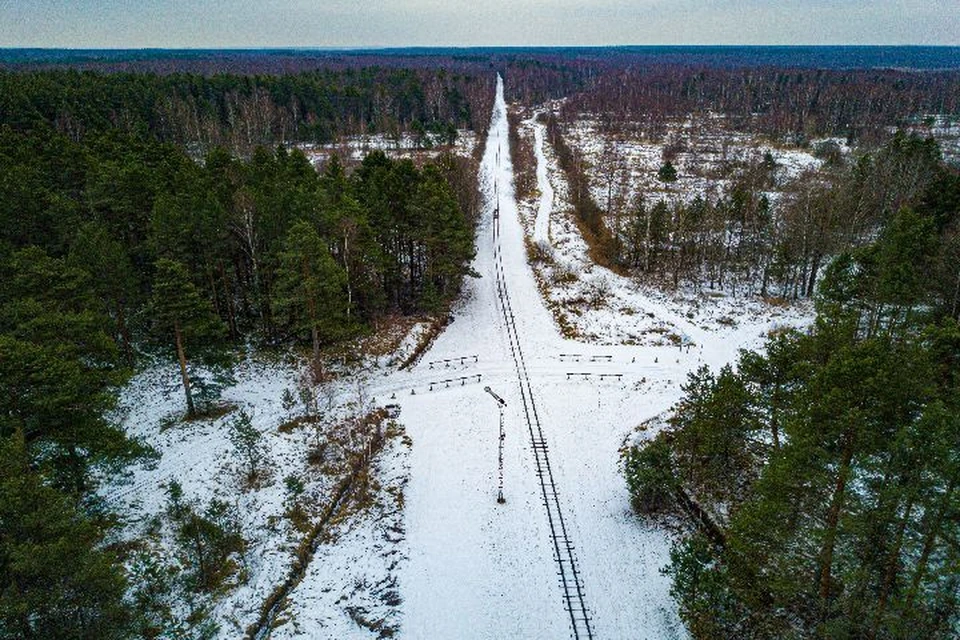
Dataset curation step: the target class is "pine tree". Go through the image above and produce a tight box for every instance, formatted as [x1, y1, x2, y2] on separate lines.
[624, 437, 678, 514]
[0, 247, 134, 493]
[411, 166, 474, 309]
[164, 482, 245, 593]
[0, 436, 133, 639]
[322, 194, 374, 322]
[671, 364, 758, 504]
[150, 259, 227, 417]
[658, 160, 678, 183]
[228, 409, 265, 486]
[273, 220, 347, 374]
[68, 221, 138, 364]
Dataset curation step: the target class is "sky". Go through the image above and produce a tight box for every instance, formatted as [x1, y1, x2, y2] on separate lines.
[1, 0, 958, 48]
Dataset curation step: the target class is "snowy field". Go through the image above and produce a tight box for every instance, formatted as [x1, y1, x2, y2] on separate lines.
[557, 108, 960, 219]
[104, 75, 812, 639]
[557, 109, 835, 212]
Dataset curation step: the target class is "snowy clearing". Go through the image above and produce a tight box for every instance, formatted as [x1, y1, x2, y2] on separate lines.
[558, 110, 831, 212]
[297, 129, 479, 167]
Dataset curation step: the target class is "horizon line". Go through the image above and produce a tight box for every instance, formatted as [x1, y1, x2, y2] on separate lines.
[3, 44, 960, 52]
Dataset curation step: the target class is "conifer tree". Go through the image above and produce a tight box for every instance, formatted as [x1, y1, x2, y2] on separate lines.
[228, 409, 265, 486]
[150, 259, 227, 417]
[658, 160, 678, 183]
[323, 194, 373, 321]
[164, 482, 245, 593]
[0, 436, 133, 639]
[411, 166, 474, 308]
[68, 221, 138, 364]
[274, 220, 348, 374]
[0, 247, 133, 492]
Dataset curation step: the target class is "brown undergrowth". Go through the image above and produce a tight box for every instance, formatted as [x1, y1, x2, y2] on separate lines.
[245, 410, 401, 639]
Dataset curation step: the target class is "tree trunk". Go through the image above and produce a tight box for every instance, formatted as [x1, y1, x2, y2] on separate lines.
[344, 234, 353, 319]
[115, 301, 134, 366]
[818, 431, 855, 608]
[207, 264, 221, 319]
[67, 445, 86, 496]
[950, 268, 959, 320]
[644, 211, 651, 273]
[219, 261, 238, 339]
[770, 392, 781, 451]
[869, 496, 914, 638]
[806, 251, 822, 297]
[175, 320, 195, 417]
[193, 529, 208, 590]
[905, 478, 956, 612]
[301, 255, 322, 378]
[311, 325, 321, 375]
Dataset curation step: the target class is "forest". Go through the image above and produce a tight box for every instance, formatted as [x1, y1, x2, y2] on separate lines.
[625, 146, 960, 637]
[544, 111, 957, 300]
[561, 65, 960, 144]
[0, 64, 479, 637]
[0, 67, 494, 151]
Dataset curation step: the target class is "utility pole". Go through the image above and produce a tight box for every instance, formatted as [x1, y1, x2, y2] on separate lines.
[484, 386, 507, 504]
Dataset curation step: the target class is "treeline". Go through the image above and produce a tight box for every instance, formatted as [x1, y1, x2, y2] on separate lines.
[542, 113, 622, 271]
[506, 108, 536, 203]
[564, 66, 960, 143]
[623, 133, 957, 298]
[626, 185, 960, 636]
[502, 56, 599, 106]
[0, 117, 477, 635]
[0, 67, 494, 151]
[1, 121, 478, 380]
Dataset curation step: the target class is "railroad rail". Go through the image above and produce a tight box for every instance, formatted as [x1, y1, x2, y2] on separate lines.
[491, 188, 594, 639]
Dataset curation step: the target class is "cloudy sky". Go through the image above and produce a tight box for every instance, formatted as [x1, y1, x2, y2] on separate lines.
[1, 0, 957, 48]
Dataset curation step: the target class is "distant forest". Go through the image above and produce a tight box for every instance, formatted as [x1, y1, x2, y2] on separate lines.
[563, 65, 960, 143]
[0, 67, 495, 151]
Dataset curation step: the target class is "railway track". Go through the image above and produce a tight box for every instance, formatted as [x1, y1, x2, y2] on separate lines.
[490, 157, 594, 639]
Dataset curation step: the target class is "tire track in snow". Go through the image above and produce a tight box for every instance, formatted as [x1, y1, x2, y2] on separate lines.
[532, 123, 553, 248]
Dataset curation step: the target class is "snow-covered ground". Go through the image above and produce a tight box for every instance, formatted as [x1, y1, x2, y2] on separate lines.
[558, 111, 832, 212]
[517, 114, 809, 347]
[104, 352, 414, 637]
[385, 76, 806, 639]
[297, 129, 479, 168]
[904, 115, 960, 165]
[105, 75, 812, 639]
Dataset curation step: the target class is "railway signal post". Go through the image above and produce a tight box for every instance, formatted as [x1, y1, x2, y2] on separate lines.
[484, 386, 507, 504]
